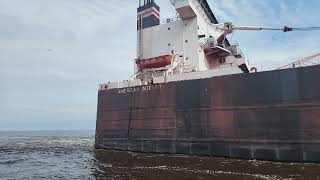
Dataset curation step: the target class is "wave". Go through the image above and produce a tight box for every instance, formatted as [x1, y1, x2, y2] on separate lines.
[132, 165, 282, 180]
[0, 159, 25, 165]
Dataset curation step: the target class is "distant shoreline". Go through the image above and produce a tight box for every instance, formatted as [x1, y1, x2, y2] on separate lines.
[0, 130, 95, 137]
[0, 129, 95, 132]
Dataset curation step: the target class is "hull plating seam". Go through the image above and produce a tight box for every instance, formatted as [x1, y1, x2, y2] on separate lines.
[96, 65, 320, 162]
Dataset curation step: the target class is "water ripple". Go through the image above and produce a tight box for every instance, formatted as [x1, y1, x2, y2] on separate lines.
[0, 131, 320, 180]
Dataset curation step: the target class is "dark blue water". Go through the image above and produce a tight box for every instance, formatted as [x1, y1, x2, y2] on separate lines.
[0, 130, 320, 180]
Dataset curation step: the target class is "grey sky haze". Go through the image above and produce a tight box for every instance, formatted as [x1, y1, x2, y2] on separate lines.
[1, 0, 319, 130]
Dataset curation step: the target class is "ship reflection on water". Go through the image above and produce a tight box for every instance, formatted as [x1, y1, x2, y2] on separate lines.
[92, 149, 320, 180]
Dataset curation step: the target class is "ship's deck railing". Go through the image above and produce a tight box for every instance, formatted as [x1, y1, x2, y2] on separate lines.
[99, 65, 243, 90]
[99, 79, 143, 90]
[99, 55, 320, 90]
[250, 57, 320, 72]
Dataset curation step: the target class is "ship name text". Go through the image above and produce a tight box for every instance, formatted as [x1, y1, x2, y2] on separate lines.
[118, 84, 164, 94]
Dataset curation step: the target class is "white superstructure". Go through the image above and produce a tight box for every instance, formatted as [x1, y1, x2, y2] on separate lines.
[101, 0, 249, 90]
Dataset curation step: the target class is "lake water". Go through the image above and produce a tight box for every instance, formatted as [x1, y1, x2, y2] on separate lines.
[0, 130, 319, 180]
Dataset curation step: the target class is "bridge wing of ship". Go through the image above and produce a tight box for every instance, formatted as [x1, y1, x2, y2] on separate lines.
[197, 0, 231, 47]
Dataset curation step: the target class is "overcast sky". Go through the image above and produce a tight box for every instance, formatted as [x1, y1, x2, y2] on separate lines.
[0, 0, 319, 131]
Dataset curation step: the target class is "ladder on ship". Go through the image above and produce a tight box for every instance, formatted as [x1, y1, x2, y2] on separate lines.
[138, 2, 144, 59]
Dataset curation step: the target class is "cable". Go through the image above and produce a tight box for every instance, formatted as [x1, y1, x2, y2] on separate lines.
[290, 27, 320, 31]
[263, 26, 320, 32]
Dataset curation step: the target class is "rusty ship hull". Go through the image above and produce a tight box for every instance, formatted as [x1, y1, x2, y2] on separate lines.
[95, 65, 320, 163]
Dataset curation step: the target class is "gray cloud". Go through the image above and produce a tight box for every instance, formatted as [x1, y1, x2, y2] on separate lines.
[0, 0, 319, 130]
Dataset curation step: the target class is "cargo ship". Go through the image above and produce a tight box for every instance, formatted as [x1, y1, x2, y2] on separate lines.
[95, 0, 320, 162]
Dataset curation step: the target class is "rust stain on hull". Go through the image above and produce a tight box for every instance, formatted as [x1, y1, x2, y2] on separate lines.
[96, 65, 320, 163]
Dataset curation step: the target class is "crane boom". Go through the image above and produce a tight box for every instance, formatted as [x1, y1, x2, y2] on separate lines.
[221, 22, 320, 33]
[232, 26, 299, 32]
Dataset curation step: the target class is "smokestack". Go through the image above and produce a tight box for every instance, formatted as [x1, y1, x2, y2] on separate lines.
[136, 0, 160, 62]
[137, 0, 160, 30]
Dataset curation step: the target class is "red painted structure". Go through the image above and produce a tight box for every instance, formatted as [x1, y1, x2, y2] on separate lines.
[136, 55, 172, 70]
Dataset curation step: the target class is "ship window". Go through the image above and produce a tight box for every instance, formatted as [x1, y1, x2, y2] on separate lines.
[168, 27, 171, 30]
[185, 40, 188, 43]
[168, 43, 171, 46]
